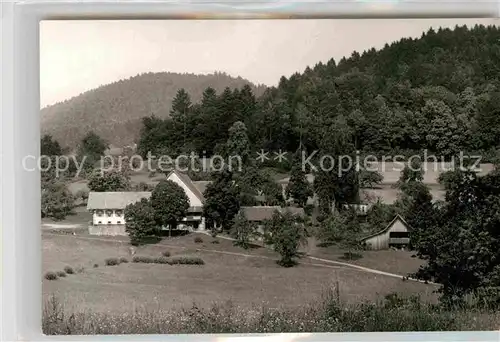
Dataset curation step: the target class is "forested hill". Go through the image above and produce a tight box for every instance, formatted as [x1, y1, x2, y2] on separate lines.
[139, 24, 500, 160]
[41, 72, 267, 148]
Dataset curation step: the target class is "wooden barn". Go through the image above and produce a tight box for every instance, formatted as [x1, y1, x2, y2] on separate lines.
[360, 214, 411, 250]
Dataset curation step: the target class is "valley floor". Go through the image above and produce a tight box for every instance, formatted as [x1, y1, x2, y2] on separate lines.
[43, 228, 437, 315]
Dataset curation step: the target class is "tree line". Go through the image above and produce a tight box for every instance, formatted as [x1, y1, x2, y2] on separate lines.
[138, 25, 500, 162]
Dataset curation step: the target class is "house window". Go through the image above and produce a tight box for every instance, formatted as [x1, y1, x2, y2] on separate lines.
[96, 210, 104, 217]
[98, 221, 102, 224]
[108, 221, 112, 224]
[117, 221, 121, 224]
[115, 210, 123, 216]
[390, 232, 409, 238]
[106, 210, 113, 217]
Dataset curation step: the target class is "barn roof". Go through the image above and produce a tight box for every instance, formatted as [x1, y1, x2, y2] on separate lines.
[87, 191, 203, 212]
[87, 192, 151, 210]
[359, 214, 412, 242]
[192, 181, 211, 196]
[165, 170, 205, 202]
[240, 206, 305, 222]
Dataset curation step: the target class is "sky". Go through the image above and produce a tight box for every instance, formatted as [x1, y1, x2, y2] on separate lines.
[40, 18, 497, 108]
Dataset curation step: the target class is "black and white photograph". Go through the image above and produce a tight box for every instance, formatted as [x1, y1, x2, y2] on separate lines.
[39, 18, 500, 334]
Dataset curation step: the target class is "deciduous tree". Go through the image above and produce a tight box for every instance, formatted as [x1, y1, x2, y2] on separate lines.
[124, 198, 158, 245]
[203, 168, 240, 230]
[88, 170, 131, 192]
[264, 211, 307, 267]
[150, 180, 190, 235]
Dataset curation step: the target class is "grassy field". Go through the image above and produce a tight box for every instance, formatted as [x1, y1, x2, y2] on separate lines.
[43, 231, 438, 316]
[308, 242, 425, 276]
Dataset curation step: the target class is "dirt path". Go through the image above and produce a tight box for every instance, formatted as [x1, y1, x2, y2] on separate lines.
[193, 232, 436, 285]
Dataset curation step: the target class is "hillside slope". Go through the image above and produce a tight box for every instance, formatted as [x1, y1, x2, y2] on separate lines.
[41, 72, 266, 148]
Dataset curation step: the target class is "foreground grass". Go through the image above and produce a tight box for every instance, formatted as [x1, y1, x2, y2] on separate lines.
[43, 291, 499, 335]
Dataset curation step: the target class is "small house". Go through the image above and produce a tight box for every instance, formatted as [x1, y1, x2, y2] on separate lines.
[239, 206, 306, 238]
[360, 214, 411, 250]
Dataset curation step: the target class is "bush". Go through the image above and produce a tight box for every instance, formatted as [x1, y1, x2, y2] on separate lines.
[340, 252, 363, 260]
[194, 236, 204, 244]
[119, 257, 129, 264]
[211, 240, 220, 244]
[105, 258, 120, 266]
[161, 250, 171, 257]
[154, 256, 171, 264]
[76, 266, 85, 273]
[168, 256, 205, 265]
[132, 256, 154, 264]
[44, 272, 58, 280]
[93, 263, 99, 268]
[56, 271, 67, 278]
[63, 266, 74, 274]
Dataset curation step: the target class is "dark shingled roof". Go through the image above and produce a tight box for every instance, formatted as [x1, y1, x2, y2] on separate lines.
[87, 191, 202, 212]
[87, 192, 151, 210]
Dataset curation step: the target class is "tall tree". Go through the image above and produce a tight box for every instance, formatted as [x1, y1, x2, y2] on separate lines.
[203, 168, 240, 231]
[150, 180, 190, 236]
[170, 88, 192, 148]
[224, 121, 252, 170]
[230, 211, 256, 249]
[414, 169, 500, 304]
[396, 158, 424, 188]
[88, 170, 131, 192]
[77, 131, 108, 171]
[125, 198, 158, 245]
[264, 210, 307, 267]
[41, 134, 63, 156]
[41, 180, 74, 221]
[286, 154, 312, 207]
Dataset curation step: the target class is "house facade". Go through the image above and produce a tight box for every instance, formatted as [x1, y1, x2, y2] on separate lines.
[360, 214, 411, 250]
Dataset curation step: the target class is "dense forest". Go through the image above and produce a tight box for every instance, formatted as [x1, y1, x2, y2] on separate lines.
[40, 72, 266, 148]
[138, 24, 500, 161]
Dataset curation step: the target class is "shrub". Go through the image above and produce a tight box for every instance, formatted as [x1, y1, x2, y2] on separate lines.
[56, 271, 67, 278]
[76, 266, 85, 273]
[44, 272, 58, 280]
[169, 256, 205, 265]
[154, 256, 170, 264]
[211, 240, 220, 244]
[161, 250, 171, 257]
[119, 257, 129, 264]
[63, 266, 74, 274]
[105, 258, 120, 266]
[93, 263, 99, 268]
[194, 236, 204, 244]
[132, 256, 154, 264]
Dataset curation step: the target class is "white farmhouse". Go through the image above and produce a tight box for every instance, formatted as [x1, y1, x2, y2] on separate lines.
[87, 170, 207, 236]
[87, 191, 151, 235]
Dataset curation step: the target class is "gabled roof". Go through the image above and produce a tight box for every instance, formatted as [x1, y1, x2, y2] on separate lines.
[240, 206, 305, 222]
[359, 214, 412, 242]
[87, 191, 203, 212]
[192, 181, 211, 197]
[87, 192, 151, 210]
[165, 170, 205, 202]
